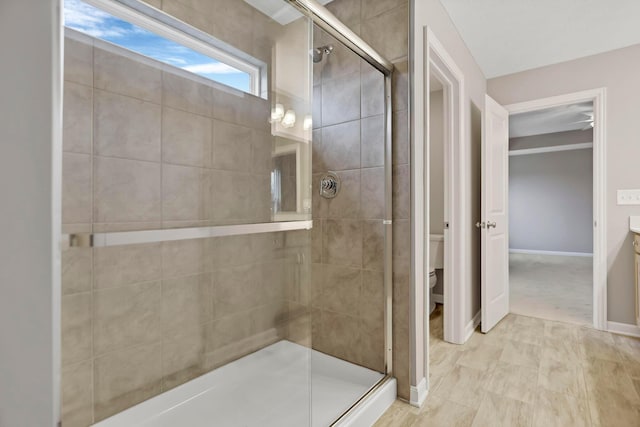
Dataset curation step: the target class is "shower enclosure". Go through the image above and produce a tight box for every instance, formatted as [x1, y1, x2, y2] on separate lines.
[60, 0, 393, 425]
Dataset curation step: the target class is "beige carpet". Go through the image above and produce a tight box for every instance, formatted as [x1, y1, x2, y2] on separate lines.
[509, 253, 592, 325]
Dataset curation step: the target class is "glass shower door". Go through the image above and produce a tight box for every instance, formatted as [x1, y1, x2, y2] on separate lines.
[60, 0, 314, 425]
[309, 25, 389, 426]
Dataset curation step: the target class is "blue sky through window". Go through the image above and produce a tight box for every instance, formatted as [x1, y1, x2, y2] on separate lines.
[64, 0, 251, 92]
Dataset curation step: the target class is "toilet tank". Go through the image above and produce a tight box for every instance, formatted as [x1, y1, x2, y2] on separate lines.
[429, 234, 445, 269]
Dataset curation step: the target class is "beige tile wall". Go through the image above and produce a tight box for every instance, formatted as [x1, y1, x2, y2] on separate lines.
[60, 4, 312, 423]
[63, 34, 274, 234]
[311, 0, 411, 397]
[61, 231, 308, 425]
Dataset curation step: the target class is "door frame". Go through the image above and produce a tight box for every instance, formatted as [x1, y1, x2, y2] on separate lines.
[504, 88, 607, 330]
[411, 26, 468, 407]
[424, 28, 470, 345]
[424, 29, 467, 346]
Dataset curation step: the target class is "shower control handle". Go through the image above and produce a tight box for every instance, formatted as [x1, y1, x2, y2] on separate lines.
[475, 221, 486, 229]
[487, 221, 497, 229]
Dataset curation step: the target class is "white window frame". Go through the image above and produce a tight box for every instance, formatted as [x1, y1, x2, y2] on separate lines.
[73, 0, 266, 97]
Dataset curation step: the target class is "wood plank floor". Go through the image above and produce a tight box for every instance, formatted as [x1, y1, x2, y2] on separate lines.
[374, 306, 640, 427]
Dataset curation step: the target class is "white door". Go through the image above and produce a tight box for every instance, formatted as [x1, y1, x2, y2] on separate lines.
[481, 95, 510, 333]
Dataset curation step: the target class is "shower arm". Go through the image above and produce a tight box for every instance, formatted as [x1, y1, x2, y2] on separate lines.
[286, 0, 394, 76]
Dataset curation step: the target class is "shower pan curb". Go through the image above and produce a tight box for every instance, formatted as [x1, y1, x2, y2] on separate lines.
[332, 376, 397, 427]
[90, 340, 389, 427]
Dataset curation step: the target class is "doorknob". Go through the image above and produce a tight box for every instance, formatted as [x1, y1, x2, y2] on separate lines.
[487, 221, 497, 229]
[475, 221, 486, 229]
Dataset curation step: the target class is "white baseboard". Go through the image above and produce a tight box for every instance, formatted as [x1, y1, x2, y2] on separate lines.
[337, 377, 397, 427]
[409, 377, 428, 408]
[509, 248, 593, 257]
[432, 293, 444, 304]
[464, 311, 481, 342]
[607, 321, 640, 338]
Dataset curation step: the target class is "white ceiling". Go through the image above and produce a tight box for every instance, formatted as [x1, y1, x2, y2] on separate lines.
[439, 0, 640, 78]
[510, 102, 593, 138]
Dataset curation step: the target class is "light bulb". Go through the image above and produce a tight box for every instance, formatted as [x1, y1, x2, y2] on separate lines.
[270, 104, 284, 123]
[281, 109, 296, 128]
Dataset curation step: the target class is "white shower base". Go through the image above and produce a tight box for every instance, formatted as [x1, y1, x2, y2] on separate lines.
[93, 340, 393, 427]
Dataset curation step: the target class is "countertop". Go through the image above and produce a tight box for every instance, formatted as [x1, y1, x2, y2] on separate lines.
[630, 216, 640, 234]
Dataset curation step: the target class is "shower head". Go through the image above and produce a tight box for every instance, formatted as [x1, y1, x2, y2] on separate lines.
[311, 45, 334, 63]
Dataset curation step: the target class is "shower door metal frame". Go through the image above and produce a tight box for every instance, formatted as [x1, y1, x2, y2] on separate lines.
[286, 0, 395, 378]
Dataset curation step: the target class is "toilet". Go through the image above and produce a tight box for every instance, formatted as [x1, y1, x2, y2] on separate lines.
[429, 234, 445, 314]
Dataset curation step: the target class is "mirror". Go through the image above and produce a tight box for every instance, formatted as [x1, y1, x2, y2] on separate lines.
[271, 139, 310, 220]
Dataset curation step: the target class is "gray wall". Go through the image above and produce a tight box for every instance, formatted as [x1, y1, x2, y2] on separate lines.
[470, 103, 482, 319]
[429, 89, 444, 296]
[509, 141, 593, 253]
[429, 90, 444, 235]
[0, 0, 61, 426]
[488, 43, 640, 325]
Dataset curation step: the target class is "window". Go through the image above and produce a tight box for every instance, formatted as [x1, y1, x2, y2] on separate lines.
[64, 0, 263, 96]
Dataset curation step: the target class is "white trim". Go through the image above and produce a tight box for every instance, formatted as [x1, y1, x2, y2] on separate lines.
[425, 27, 468, 348]
[415, 26, 470, 408]
[607, 321, 640, 338]
[334, 378, 397, 427]
[431, 293, 444, 304]
[409, 378, 428, 408]
[509, 142, 593, 156]
[509, 248, 593, 257]
[504, 88, 608, 331]
[464, 311, 481, 342]
[272, 212, 310, 221]
[63, 221, 313, 247]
